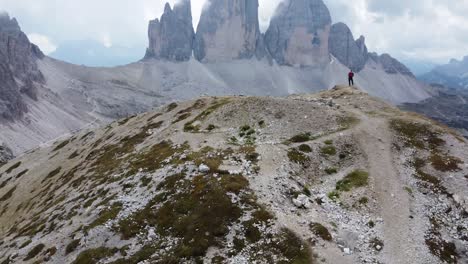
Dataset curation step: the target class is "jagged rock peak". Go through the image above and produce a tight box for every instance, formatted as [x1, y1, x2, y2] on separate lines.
[145, 0, 195, 61]
[194, 0, 266, 62]
[0, 12, 20, 32]
[265, 0, 332, 66]
[369, 53, 414, 76]
[0, 12, 44, 120]
[329, 22, 368, 72]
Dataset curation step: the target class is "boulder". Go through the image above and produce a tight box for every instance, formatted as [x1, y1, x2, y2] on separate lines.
[293, 194, 312, 209]
[199, 164, 210, 173]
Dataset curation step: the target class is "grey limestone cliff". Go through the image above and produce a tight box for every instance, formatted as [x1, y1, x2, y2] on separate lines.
[194, 0, 265, 62]
[145, 1, 195, 61]
[264, 0, 332, 66]
[328, 22, 368, 72]
[0, 13, 44, 120]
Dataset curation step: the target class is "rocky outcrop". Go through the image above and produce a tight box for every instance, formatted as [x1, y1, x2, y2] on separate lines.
[264, 0, 332, 66]
[145, 1, 194, 61]
[0, 13, 44, 120]
[329, 22, 368, 72]
[369, 53, 414, 76]
[194, 0, 265, 62]
[0, 143, 14, 165]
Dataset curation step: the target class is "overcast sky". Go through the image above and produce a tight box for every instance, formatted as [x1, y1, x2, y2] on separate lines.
[1, 0, 467, 66]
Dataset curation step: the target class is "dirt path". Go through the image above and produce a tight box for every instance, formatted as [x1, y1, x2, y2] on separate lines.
[352, 110, 414, 264]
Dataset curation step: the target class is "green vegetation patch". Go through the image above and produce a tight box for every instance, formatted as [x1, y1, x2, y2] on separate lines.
[320, 145, 337, 156]
[273, 228, 313, 264]
[53, 139, 71, 152]
[69, 151, 80, 159]
[429, 153, 462, 172]
[125, 141, 190, 177]
[289, 133, 314, 143]
[327, 191, 340, 202]
[184, 98, 231, 132]
[72, 247, 118, 264]
[86, 202, 123, 231]
[390, 119, 445, 150]
[166, 102, 178, 112]
[5, 161, 21, 174]
[336, 170, 369, 192]
[325, 167, 338, 175]
[172, 112, 191, 124]
[23, 243, 45, 261]
[15, 169, 28, 179]
[19, 239, 32, 249]
[413, 158, 447, 194]
[42, 167, 62, 183]
[288, 149, 310, 165]
[85, 124, 170, 181]
[337, 115, 359, 130]
[66, 239, 81, 255]
[116, 171, 312, 263]
[117, 173, 246, 257]
[206, 124, 216, 131]
[310, 223, 332, 241]
[0, 186, 16, 202]
[426, 218, 458, 263]
[298, 144, 312, 153]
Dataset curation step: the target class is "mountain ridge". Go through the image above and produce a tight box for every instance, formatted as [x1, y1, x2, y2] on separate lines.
[0, 86, 466, 263]
[0, 0, 430, 156]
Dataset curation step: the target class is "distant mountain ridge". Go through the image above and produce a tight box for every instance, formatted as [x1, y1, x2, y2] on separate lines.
[0, 0, 430, 155]
[419, 56, 468, 89]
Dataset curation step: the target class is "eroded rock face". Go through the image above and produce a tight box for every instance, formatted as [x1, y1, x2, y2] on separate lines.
[145, 1, 195, 61]
[194, 0, 265, 62]
[264, 0, 332, 66]
[369, 53, 414, 76]
[0, 143, 14, 164]
[0, 13, 44, 120]
[329, 22, 368, 72]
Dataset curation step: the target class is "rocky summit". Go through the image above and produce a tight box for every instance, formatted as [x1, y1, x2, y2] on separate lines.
[0, 87, 466, 264]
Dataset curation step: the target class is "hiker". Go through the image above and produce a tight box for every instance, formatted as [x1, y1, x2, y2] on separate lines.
[348, 70, 354, 86]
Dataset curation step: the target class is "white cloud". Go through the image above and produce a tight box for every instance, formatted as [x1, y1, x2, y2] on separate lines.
[27, 33, 57, 54]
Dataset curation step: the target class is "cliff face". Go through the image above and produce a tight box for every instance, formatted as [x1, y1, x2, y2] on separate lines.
[145, 1, 195, 61]
[0, 13, 44, 120]
[328, 23, 368, 72]
[264, 0, 332, 66]
[193, 0, 266, 62]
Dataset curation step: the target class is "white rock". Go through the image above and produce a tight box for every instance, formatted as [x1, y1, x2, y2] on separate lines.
[376, 245, 382, 251]
[199, 164, 210, 173]
[292, 194, 311, 209]
[344, 248, 351, 255]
